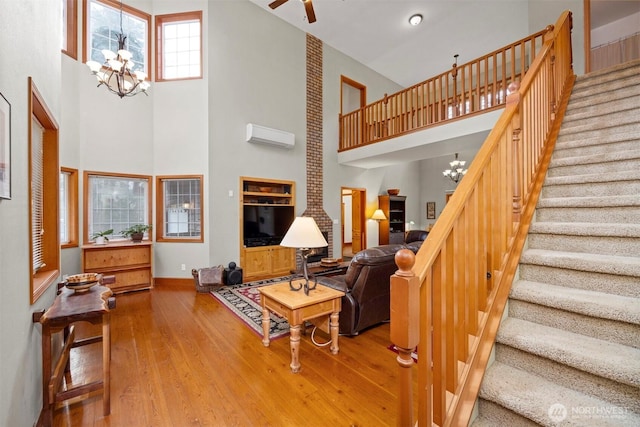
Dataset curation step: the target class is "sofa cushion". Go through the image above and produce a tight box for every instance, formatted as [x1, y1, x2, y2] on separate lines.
[344, 244, 405, 289]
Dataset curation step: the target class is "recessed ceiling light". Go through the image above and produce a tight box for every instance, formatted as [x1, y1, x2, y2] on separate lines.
[409, 14, 423, 26]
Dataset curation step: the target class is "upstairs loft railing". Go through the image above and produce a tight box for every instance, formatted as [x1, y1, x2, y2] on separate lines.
[338, 28, 550, 152]
[389, 11, 575, 427]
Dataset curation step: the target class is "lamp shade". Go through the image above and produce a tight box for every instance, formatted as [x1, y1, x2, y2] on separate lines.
[371, 209, 387, 221]
[280, 217, 328, 249]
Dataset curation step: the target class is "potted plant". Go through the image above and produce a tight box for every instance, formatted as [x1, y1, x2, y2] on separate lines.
[91, 229, 114, 245]
[121, 224, 152, 243]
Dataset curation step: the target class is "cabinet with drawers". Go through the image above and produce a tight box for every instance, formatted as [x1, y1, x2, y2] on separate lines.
[82, 241, 153, 293]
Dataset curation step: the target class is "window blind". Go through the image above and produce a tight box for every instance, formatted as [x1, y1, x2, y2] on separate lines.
[32, 117, 44, 273]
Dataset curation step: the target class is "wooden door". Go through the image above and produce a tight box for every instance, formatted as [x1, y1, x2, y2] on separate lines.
[351, 189, 364, 253]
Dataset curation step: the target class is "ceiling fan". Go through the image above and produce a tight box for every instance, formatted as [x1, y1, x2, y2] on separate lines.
[269, 0, 316, 24]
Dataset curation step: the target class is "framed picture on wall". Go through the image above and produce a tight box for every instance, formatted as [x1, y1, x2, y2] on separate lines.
[0, 91, 10, 200]
[426, 201, 436, 219]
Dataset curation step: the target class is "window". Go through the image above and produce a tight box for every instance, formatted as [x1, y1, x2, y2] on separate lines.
[84, 172, 152, 242]
[29, 78, 60, 303]
[61, 0, 78, 58]
[156, 175, 203, 242]
[155, 11, 203, 81]
[60, 167, 79, 248]
[84, 0, 151, 76]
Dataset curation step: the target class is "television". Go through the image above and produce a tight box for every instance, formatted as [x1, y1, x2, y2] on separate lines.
[243, 205, 295, 247]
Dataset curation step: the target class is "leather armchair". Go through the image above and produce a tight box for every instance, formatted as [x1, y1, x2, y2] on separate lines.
[317, 243, 409, 336]
[405, 229, 428, 243]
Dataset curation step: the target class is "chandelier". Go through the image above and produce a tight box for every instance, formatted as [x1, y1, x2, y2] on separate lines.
[442, 153, 468, 183]
[85, 2, 149, 98]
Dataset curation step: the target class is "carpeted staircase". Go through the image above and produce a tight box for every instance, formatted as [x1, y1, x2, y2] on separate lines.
[473, 60, 640, 426]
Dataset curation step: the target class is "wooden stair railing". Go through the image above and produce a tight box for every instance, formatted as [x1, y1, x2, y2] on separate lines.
[338, 27, 550, 152]
[390, 11, 576, 427]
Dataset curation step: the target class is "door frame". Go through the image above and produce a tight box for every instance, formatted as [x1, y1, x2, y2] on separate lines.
[340, 186, 366, 259]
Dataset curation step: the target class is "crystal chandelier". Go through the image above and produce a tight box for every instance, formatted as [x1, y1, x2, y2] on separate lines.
[85, 2, 149, 98]
[442, 153, 468, 183]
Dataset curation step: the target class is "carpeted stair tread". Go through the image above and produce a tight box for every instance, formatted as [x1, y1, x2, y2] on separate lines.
[529, 222, 640, 238]
[497, 318, 640, 387]
[511, 280, 640, 325]
[562, 101, 640, 128]
[537, 194, 640, 208]
[471, 400, 539, 427]
[565, 87, 640, 117]
[557, 122, 640, 142]
[549, 148, 640, 168]
[543, 170, 640, 186]
[554, 132, 640, 156]
[479, 362, 640, 426]
[520, 249, 640, 277]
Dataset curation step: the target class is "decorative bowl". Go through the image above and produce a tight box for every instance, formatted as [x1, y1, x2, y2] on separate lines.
[65, 273, 100, 292]
[66, 272, 99, 284]
[387, 188, 400, 196]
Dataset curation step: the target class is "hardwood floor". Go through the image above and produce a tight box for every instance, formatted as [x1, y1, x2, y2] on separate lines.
[52, 283, 416, 426]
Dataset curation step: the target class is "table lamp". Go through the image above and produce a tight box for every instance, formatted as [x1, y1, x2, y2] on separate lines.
[280, 216, 328, 295]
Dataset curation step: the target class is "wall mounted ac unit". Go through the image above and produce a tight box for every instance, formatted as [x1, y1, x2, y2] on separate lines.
[246, 123, 295, 149]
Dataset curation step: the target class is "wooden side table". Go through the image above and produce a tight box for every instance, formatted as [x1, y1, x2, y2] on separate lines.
[259, 280, 344, 373]
[33, 279, 115, 427]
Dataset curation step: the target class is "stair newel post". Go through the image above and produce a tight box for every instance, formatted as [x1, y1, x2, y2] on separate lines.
[507, 81, 523, 223]
[390, 249, 420, 427]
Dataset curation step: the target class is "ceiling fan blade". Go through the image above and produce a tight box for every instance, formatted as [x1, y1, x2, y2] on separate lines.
[268, 0, 288, 10]
[304, 0, 316, 23]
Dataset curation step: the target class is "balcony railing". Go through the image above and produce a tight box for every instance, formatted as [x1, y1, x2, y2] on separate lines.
[389, 11, 575, 426]
[339, 28, 551, 152]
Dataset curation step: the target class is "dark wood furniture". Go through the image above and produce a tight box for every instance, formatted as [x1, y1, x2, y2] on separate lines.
[378, 195, 407, 245]
[33, 278, 115, 427]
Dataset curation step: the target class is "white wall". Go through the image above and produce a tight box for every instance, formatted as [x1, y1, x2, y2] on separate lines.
[0, 1, 591, 425]
[0, 1, 63, 426]
[528, 0, 585, 75]
[591, 12, 640, 47]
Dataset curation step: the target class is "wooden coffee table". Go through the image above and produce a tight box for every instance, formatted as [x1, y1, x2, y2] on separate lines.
[259, 279, 344, 373]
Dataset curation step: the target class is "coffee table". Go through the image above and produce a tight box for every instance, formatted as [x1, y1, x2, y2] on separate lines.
[259, 279, 344, 373]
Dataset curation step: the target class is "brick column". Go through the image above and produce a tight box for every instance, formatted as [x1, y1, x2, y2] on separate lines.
[303, 33, 333, 258]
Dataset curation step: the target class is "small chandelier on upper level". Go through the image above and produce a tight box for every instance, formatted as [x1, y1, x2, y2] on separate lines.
[442, 153, 468, 184]
[85, 1, 150, 98]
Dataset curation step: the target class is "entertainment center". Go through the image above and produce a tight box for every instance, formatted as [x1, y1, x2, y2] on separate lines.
[239, 177, 296, 281]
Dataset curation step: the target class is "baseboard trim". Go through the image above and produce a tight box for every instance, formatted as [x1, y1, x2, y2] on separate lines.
[154, 277, 193, 287]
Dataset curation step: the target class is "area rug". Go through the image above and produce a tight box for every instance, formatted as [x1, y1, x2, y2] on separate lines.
[210, 275, 297, 340]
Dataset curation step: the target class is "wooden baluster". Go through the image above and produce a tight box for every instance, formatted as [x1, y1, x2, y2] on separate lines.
[390, 249, 419, 427]
[507, 81, 523, 223]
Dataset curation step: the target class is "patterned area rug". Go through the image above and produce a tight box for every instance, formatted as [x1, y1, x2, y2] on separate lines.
[210, 275, 297, 340]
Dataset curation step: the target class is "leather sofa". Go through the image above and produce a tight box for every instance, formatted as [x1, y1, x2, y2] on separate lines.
[317, 229, 428, 336]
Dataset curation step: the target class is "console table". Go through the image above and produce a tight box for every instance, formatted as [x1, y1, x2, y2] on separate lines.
[33, 278, 115, 427]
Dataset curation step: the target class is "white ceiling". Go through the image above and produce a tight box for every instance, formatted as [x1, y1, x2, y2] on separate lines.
[249, 0, 640, 87]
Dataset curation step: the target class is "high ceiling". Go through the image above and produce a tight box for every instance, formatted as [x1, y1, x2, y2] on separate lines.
[249, 0, 640, 87]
